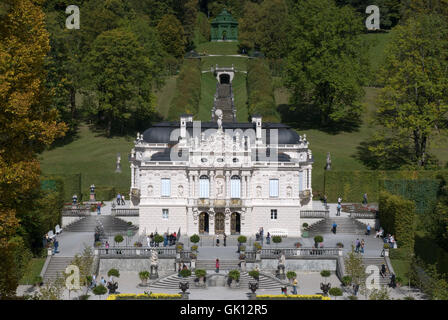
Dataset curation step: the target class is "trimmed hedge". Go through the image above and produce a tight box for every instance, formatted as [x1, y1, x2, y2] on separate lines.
[246, 59, 280, 122]
[379, 191, 416, 251]
[94, 186, 116, 201]
[168, 59, 201, 120]
[322, 170, 448, 208]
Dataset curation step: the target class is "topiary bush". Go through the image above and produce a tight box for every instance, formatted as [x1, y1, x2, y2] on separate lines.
[195, 269, 206, 278]
[114, 235, 124, 244]
[93, 285, 107, 299]
[237, 236, 247, 244]
[314, 235, 324, 244]
[248, 270, 259, 279]
[108, 268, 120, 278]
[190, 234, 200, 244]
[342, 276, 352, 286]
[287, 271, 297, 279]
[329, 287, 343, 299]
[154, 234, 164, 244]
[228, 270, 240, 281]
[253, 242, 262, 251]
[272, 236, 282, 244]
[139, 271, 150, 281]
[179, 269, 192, 278]
[320, 270, 331, 278]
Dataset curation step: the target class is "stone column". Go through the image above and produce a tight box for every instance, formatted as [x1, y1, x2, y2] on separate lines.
[225, 171, 231, 199]
[188, 173, 194, 197]
[210, 171, 215, 199]
[131, 164, 135, 188]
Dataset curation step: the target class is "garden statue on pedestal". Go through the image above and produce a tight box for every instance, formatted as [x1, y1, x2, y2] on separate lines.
[325, 152, 331, 170]
[115, 153, 122, 173]
[276, 252, 286, 280]
[150, 249, 159, 279]
[247, 281, 258, 300]
[90, 184, 96, 201]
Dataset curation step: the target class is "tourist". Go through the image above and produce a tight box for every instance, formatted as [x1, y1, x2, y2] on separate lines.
[260, 227, 264, 244]
[223, 233, 227, 247]
[380, 264, 387, 278]
[360, 239, 365, 254]
[116, 193, 121, 206]
[375, 227, 384, 238]
[54, 238, 59, 254]
[97, 202, 101, 215]
[292, 277, 298, 295]
[216, 234, 220, 247]
[355, 239, 360, 253]
[281, 286, 287, 295]
[332, 222, 337, 234]
[105, 241, 109, 254]
[146, 235, 150, 248]
[336, 203, 341, 216]
[215, 259, 220, 273]
[366, 224, 371, 236]
[90, 275, 96, 289]
[363, 193, 368, 205]
[337, 196, 342, 205]
[100, 276, 106, 286]
[389, 273, 396, 288]
[163, 233, 168, 247]
[323, 194, 327, 207]
[150, 233, 154, 246]
[72, 194, 77, 205]
[266, 232, 271, 245]
[121, 194, 125, 205]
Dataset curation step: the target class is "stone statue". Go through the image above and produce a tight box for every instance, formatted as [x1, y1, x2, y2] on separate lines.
[148, 185, 153, 196]
[286, 186, 292, 197]
[216, 179, 224, 197]
[215, 109, 223, 131]
[256, 186, 262, 197]
[279, 252, 286, 266]
[115, 153, 122, 173]
[90, 184, 95, 194]
[325, 152, 332, 170]
[178, 185, 184, 197]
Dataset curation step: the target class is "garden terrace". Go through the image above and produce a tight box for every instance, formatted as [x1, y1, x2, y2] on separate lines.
[97, 247, 191, 260]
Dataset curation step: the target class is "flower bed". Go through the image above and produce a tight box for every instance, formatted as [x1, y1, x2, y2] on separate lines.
[256, 294, 330, 300]
[107, 293, 182, 300]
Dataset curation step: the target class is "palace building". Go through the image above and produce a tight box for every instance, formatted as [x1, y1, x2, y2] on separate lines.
[128, 112, 313, 237]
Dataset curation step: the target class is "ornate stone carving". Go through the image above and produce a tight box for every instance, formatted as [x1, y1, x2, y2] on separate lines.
[256, 186, 262, 197]
[286, 186, 292, 197]
[178, 185, 184, 197]
[216, 178, 225, 197]
[147, 185, 153, 196]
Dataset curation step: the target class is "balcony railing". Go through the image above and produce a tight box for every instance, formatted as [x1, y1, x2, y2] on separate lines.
[300, 210, 329, 218]
[260, 247, 340, 258]
[111, 208, 139, 216]
[97, 246, 191, 259]
[350, 212, 378, 219]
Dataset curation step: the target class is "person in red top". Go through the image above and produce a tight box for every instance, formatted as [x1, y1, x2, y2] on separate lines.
[215, 258, 220, 273]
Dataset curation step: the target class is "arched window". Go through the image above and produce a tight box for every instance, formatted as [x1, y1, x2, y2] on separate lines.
[199, 175, 210, 198]
[231, 176, 241, 198]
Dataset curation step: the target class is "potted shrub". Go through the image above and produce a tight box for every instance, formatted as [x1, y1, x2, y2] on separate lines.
[114, 235, 124, 254]
[139, 271, 150, 285]
[195, 269, 206, 286]
[253, 242, 262, 252]
[342, 275, 352, 287]
[107, 268, 120, 294]
[94, 241, 102, 248]
[179, 269, 192, 278]
[294, 242, 302, 248]
[286, 271, 297, 283]
[248, 270, 260, 281]
[272, 236, 282, 247]
[314, 235, 324, 248]
[189, 252, 197, 260]
[153, 234, 164, 247]
[191, 245, 198, 253]
[93, 284, 107, 300]
[383, 243, 390, 256]
[302, 223, 309, 238]
[239, 245, 246, 253]
[320, 270, 331, 295]
[190, 234, 200, 246]
[228, 270, 240, 288]
[329, 287, 343, 300]
[237, 236, 247, 253]
[336, 242, 344, 248]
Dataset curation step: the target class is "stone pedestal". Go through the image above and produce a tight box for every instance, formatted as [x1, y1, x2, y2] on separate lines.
[191, 259, 196, 270]
[240, 260, 246, 272]
[247, 293, 257, 300]
[90, 193, 96, 201]
[150, 265, 158, 280]
[181, 292, 190, 300]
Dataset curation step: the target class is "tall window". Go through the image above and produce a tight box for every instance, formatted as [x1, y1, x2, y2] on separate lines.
[161, 178, 171, 197]
[269, 179, 279, 197]
[271, 209, 277, 220]
[199, 175, 210, 198]
[162, 209, 169, 219]
[231, 176, 241, 198]
[299, 171, 304, 192]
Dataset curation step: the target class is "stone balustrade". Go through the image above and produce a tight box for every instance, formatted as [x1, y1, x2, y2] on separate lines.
[97, 246, 192, 260]
[300, 210, 329, 218]
[111, 208, 140, 216]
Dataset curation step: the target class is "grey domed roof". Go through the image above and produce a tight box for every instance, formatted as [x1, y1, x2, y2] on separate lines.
[142, 122, 301, 145]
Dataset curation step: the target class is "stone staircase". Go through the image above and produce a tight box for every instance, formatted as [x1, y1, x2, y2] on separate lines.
[363, 257, 390, 286]
[43, 256, 74, 283]
[64, 215, 138, 234]
[148, 270, 286, 290]
[308, 217, 367, 235]
[214, 82, 235, 122]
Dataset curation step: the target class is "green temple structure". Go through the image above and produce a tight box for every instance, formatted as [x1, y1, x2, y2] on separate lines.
[211, 9, 238, 41]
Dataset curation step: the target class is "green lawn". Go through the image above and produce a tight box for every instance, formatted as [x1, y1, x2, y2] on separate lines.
[19, 258, 46, 285]
[233, 73, 248, 122]
[39, 124, 133, 198]
[196, 41, 240, 55]
[154, 76, 177, 119]
[198, 72, 217, 121]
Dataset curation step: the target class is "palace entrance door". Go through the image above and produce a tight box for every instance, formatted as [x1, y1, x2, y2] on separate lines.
[199, 212, 209, 234]
[231, 212, 241, 234]
[215, 212, 225, 234]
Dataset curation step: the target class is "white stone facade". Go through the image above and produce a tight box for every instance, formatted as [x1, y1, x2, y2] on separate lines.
[129, 114, 313, 237]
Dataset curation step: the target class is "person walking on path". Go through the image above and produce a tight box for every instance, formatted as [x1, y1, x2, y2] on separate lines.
[260, 227, 264, 245]
[332, 222, 337, 234]
[363, 193, 368, 205]
[366, 224, 371, 236]
[336, 203, 341, 216]
[223, 233, 227, 247]
[360, 239, 365, 254]
[97, 202, 101, 215]
[291, 278, 298, 295]
[337, 196, 342, 205]
[121, 194, 125, 205]
[216, 234, 220, 247]
[105, 241, 109, 254]
[355, 239, 360, 253]
[380, 264, 387, 278]
[54, 238, 59, 254]
[266, 232, 271, 245]
[215, 258, 220, 273]
[116, 193, 121, 206]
